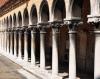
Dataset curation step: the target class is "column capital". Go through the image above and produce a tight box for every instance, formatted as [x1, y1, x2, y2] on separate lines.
[64, 19, 82, 31]
[87, 15, 100, 23]
[38, 22, 49, 33]
[49, 20, 63, 28]
[39, 28, 47, 34]
[29, 24, 38, 32]
[38, 22, 49, 31]
[68, 30, 77, 34]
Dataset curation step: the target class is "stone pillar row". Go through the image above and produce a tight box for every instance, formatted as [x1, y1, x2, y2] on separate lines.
[2, 20, 80, 79]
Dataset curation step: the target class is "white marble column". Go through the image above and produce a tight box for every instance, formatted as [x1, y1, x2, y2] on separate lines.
[94, 31, 100, 79]
[7, 31, 9, 54]
[52, 28, 59, 75]
[69, 30, 76, 79]
[10, 31, 13, 55]
[0, 32, 1, 49]
[14, 31, 17, 57]
[3, 31, 5, 52]
[2, 32, 4, 50]
[31, 28, 36, 65]
[24, 30, 28, 62]
[5, 31, 7, 52]
[0, 32, 2, 50]
[40, 28, 46, 69]
[18, 30, 22, 60]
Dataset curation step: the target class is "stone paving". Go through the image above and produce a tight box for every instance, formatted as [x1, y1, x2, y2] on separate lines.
[0, 54, 39, 79]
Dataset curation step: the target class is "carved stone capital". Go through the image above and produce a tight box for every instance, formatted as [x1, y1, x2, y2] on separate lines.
[49, 20, 63, 28]
[87, 15, 100, 23]
[64, 19, 82, 31]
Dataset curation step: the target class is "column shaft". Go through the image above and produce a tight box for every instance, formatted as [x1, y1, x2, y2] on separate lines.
[18, 31, 22, 59]
[24, 31, 28, 62]
[94, 31, 100, 79]
[10, 31, 13, 55]
[40, 29, 46, 69]
[52, 28, 59, 75]
[14, 31, 17, 57]
[69, 31, 76, 79]
[31, 30, 36, 65]
[7, 32, 9, 54]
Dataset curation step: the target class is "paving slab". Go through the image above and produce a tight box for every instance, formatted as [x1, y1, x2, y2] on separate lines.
[0, 54, 39, 79]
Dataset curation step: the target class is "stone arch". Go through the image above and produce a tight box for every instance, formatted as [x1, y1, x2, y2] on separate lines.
[30, 4, 38, 24]
[18, 11, 22, 27]
[13, 13, 17, 27]
[39, 0, 49, 22]
[23, 8, 29, 26]
[52, 0, 66, 21]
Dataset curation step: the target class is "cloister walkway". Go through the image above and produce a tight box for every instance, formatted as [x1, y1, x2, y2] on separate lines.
[0, 54, 39, 79]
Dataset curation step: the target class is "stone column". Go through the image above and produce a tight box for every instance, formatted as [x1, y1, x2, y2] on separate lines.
[52, 27, 59, 75]
[0, 32, 2, 50]
[14, 31, 17, 57]
[24, 30, 28, 62]
[7, 31, 9, 54]
[88, 16, 100, 79]
[5, 31, 7, 52]
[0, 32, 1, 49]
[31, 28, 36, 65]
[2, 32, 4, 50]
[10, 31, 13, 55]
[18, 30, 22, 60]
[94, 30, 100, 79]
[40, 28, 46, 69]
[64, 20, 79, 79]
[68, 30, 76, 79]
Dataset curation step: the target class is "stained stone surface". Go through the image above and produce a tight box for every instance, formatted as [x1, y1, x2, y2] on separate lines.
[0, 54, 27, 79]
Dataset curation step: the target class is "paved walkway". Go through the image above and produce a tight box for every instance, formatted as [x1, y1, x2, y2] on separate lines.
[0, 54, 39, 79]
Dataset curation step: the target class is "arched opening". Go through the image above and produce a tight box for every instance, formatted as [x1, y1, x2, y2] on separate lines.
[30, 5, 40, 64]
[40, 2, 49, 22]
[72, 0, 83, 17]
[6, 17, 9, 52]
[13, 13, 17, 27]
[30, 5, 37, 24]
[9, 15, 12, 53]
[75, 0, 94, 79]
[18, 12, 22, 26]
[52, 0, 67, 75]
[9, 15, 12, 28]
[23, 8, 31, 61]
[12, 13, 17, 55]
[6, 17, 9, 29]
[4, 18, 6, 28]
[40, 1, 52, 69]
[53, 0, 66, 21]
[23, 8, 29, 26]
[18, 12, 24, 59]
